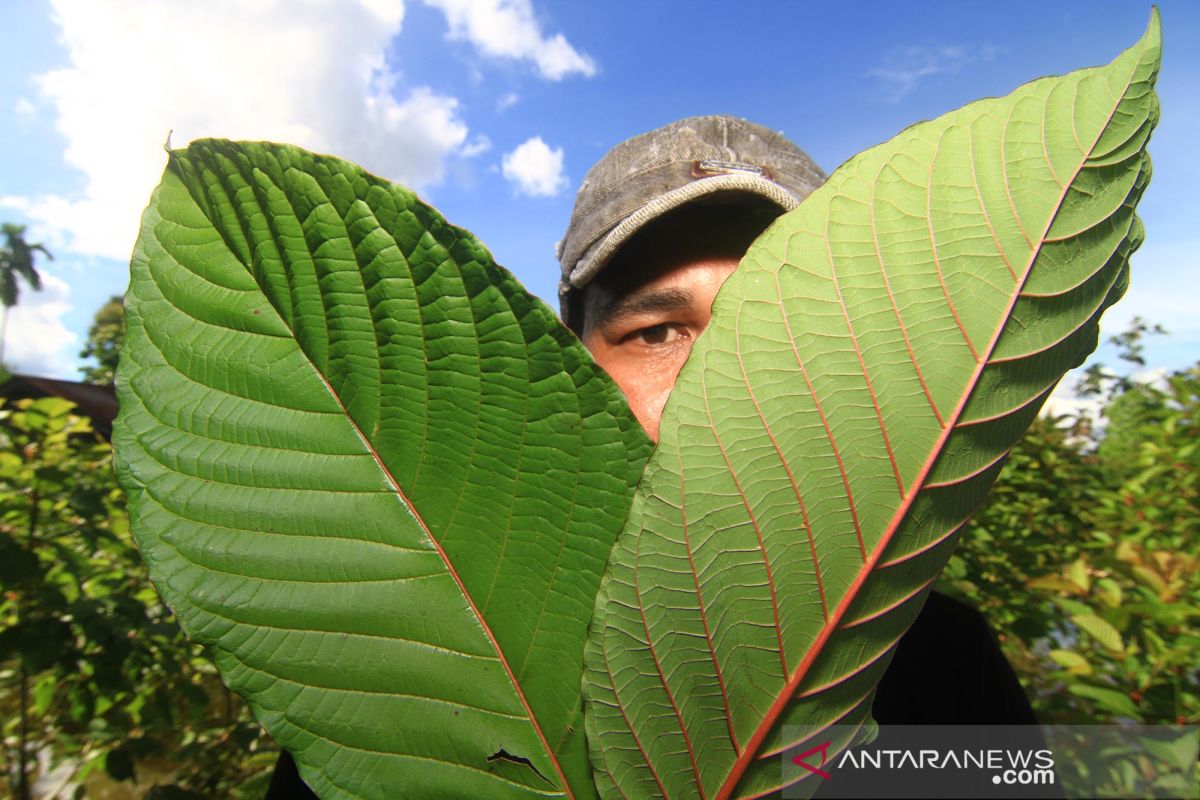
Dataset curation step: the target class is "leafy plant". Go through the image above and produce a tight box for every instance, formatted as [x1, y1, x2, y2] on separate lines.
[0, 397, 276, 799]
[79, 294, 126, 385]
[945, 345, 1199, 730]
[942, 330, 1199, 798]
[113, 13, 1161, 800]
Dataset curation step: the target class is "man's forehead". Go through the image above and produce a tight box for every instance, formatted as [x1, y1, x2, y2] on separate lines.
[590, 286, 694, 329]
[570, 200, 782, 335]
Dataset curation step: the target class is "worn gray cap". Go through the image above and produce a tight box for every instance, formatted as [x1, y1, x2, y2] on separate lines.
[557, 114, 825, 323]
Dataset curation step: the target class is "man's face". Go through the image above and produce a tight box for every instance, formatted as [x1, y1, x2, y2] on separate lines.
[580, 254, 739, 442]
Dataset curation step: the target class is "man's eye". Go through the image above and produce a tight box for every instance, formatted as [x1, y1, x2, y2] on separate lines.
[628, 323, 684, 346]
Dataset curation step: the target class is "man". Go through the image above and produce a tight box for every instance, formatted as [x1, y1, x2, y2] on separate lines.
[556, 114, 1038, 726]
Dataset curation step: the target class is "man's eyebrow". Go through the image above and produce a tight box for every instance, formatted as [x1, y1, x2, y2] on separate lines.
[594, 287, 693, 328]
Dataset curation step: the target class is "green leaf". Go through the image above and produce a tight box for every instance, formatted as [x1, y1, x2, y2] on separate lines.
[1132, 564, 1170, 595]
[30, 673, 58, 716]
[1096, 576, 1124, 608]
[584, 13, 1159, 800]
[1028, 574, 1086, 595]
[113, 140, 652, 798]
[1054, 596, 1096, 618]
[1072, 613, 1126, 653]
[1068, 684, 1141, 719]
[1048, 649, 1092, 675]
[1067, 558, 1092, 593]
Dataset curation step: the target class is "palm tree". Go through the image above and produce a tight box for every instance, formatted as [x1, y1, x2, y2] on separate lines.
[0, 223, 53, 365]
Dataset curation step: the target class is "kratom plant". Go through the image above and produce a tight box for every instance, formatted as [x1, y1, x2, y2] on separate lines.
[113, 13, 1160, 800]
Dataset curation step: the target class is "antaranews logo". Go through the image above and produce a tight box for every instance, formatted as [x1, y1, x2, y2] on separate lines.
[783, 724, 1199, 799]
[783, 725, 1062, 798]
[791, 739, 1054, 784]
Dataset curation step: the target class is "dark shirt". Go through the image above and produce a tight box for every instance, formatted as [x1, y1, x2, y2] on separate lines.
[872, 591, 1036, 725]
[265, 591, 1035, 798]
[266, 750, 318, 800]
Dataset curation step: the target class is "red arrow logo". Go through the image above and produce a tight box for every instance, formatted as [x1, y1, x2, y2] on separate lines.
[792, 740, 833, 780]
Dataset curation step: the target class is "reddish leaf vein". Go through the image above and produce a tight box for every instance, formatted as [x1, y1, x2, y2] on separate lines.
[729, 311, 825, 636]
[632, 524, 708, 799]
[926, 129, 982, 363]
[869, 161, 946, 427]
[822, 214, 907, 498]
[774, 271, 868, 561]
[676, 443, 742, 755]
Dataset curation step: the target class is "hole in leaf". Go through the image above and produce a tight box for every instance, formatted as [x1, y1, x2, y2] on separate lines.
[486, 749, 551, 784]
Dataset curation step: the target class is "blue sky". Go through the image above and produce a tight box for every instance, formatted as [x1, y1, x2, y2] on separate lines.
[2, 0, 1196, 396]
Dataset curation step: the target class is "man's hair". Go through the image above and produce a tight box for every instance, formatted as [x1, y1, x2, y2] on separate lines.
[567, 196, 781, 336]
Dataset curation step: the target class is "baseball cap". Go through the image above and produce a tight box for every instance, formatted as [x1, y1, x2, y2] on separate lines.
[557, 114, 826, 324]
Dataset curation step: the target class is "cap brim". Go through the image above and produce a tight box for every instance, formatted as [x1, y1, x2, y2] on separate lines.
[566, 173, 799, 290]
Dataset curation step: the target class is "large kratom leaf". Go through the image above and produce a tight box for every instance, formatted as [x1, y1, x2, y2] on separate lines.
[113, 140, 653, 799]
[584, 13, 1159, 800]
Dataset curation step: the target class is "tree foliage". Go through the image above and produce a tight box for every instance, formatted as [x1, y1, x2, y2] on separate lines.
[0, 223, 52, 366]
[78, 295, 125, 386]
[941, 328, 1199, 728]
[0, 224, 49, 310]
[0, 397, 276, 799]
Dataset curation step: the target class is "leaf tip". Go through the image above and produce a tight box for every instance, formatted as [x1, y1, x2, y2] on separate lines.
[1139, 6, 1162, 64]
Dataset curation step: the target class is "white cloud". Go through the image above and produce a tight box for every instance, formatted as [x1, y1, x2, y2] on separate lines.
[1, 273, 77, 378]
[13, 0, 595, 263]
[869, 43, 1001, 102]
[361, 84, 471, 186]
[17, 0, 482, 262]
[501, 136, 566, 197]
[496, 91, 520, 112]
[425, 0, 596, 80]
[14, 97, 36, 118]
[460, 133, 492, 157]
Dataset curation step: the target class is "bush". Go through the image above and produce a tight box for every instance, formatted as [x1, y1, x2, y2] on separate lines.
[941, 350, 1199, 726]
[0, 397, 276, 799]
